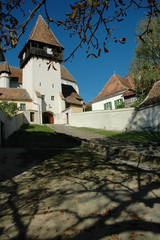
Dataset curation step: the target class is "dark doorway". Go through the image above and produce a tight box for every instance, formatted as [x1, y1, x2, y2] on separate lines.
[43, 112, 54, 124]
[66, 113, 69, 124]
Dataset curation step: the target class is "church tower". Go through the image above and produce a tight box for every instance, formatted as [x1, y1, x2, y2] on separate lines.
[18, 15, 64, 122]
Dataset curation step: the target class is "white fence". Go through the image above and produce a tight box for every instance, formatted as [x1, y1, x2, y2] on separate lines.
[70, 104, 160, 132]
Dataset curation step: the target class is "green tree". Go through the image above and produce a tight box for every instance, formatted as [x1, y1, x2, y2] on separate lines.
[0, 0, 160, 61]
[129, 17, 160, 95]
[0, 101, 19, 118]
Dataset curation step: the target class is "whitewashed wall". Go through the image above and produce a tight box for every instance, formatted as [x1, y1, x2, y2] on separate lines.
[70, 104, 160, 132]
[70, 108, 134, 131]
[126, 104, 160, 131]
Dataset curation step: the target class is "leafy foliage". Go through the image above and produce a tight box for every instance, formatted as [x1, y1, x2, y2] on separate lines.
[0, 0, 160, 61]
[0, 101, 19, 118]
[116, 101, 125, 109]
[129, 17, 160, 95]
[85, 105, 92, 111]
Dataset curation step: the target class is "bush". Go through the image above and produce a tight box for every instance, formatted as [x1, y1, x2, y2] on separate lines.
[0, 101, 19, 118]
[116, 102, 125, 109]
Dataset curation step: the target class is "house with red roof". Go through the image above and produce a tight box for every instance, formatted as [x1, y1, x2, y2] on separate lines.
[0, 15, 83, 124]
[90, 73, 137, 111]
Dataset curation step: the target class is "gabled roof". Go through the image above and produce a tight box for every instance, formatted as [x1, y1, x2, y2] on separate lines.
[91, 74, 133, 103]
[122, 90, 136, 98]
[0, 61, 11, 74]
[65, 94, 83, 106]
[61, 65, 76, 83]
[138, 81, 160, 108]
[0, 88, 32, 101]
[62, 84, 83, 106]
[9, 66, 22, 83]
[0, 63, 22, 83]
[28, 15, 64, 49]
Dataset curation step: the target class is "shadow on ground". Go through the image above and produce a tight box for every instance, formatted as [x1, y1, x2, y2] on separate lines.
[0, 147, 160, 240]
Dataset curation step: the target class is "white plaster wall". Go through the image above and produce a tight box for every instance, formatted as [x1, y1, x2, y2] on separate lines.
[92, 93, 124, 111]
[23, 57, 63, 115]
[70, 108, 134, 131]
[0, 73, 10, 88]
[126, 104, 160, 131]
[22, 58, 34, 98]
[32, 58, 62, 114]
[70, 105, 160, 131]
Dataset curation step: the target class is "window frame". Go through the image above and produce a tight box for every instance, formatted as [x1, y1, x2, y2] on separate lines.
[104, 102, 112, 110]
[19, 103, 26, 111]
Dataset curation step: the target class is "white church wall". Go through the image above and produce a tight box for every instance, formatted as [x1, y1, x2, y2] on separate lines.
[32, 58, 62, 114]
[22, 58, 34, 98]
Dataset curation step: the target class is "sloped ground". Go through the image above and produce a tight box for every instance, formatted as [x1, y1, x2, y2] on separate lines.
[0, 147, 160, 240]
[49, 125, 160, 171]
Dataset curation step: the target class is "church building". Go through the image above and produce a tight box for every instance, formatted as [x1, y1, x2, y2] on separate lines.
[0, 15, 83, 124]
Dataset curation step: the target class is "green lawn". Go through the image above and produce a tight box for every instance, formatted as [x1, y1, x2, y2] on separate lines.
[7, 124, 80, 148]
[76, 127, 160, 143]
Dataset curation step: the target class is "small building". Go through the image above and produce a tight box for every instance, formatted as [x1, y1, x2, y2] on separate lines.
[0, 15, 83, 124]
[90, 73, 137, 111]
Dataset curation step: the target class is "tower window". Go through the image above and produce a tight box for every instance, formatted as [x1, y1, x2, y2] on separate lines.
[52, 84, 54, 88]
[23, 52, 26, 59]
[51, 96, 54, 101]
[47, 48, 52, 55]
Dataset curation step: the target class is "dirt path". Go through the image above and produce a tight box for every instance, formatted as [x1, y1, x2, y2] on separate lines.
[0, 147, 160, 240]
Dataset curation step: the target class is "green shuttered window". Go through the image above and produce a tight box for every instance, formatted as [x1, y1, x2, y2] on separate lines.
[104, 102, 112, 110]
[114, 98, 123, 109]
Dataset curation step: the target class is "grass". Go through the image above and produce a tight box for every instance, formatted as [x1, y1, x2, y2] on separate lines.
[7, 124, 80, 148]
[76, 127, 160, 143]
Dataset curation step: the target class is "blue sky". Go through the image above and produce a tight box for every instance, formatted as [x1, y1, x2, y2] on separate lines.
[4, 0, 147, 103]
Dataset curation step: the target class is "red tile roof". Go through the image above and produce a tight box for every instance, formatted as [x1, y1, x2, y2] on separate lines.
[28, 15, 64, 49]
[61, 65, 76, 83]
[91, 74, 133, 103]
[35, 91, 42, 98]
[0, 63, 22, 83]
[0, 88, 32, 101]
[122, 90, 136, 98]
[9, 66, 22, 83]
[65, 94, 83, 106]
[0, 61, 10, 74]
[139, 81, 160, 108]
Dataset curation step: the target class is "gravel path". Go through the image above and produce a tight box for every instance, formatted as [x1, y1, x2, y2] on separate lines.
[48, 124, 106, 141]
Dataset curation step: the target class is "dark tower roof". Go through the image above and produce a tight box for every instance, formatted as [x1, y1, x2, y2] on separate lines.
[18, 15, 64, 68]
[27, 15, 64, 48]
[0, 61, 11, 74]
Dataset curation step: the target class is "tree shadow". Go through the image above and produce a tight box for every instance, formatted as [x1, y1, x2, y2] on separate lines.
[0, 148, 160, 240]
